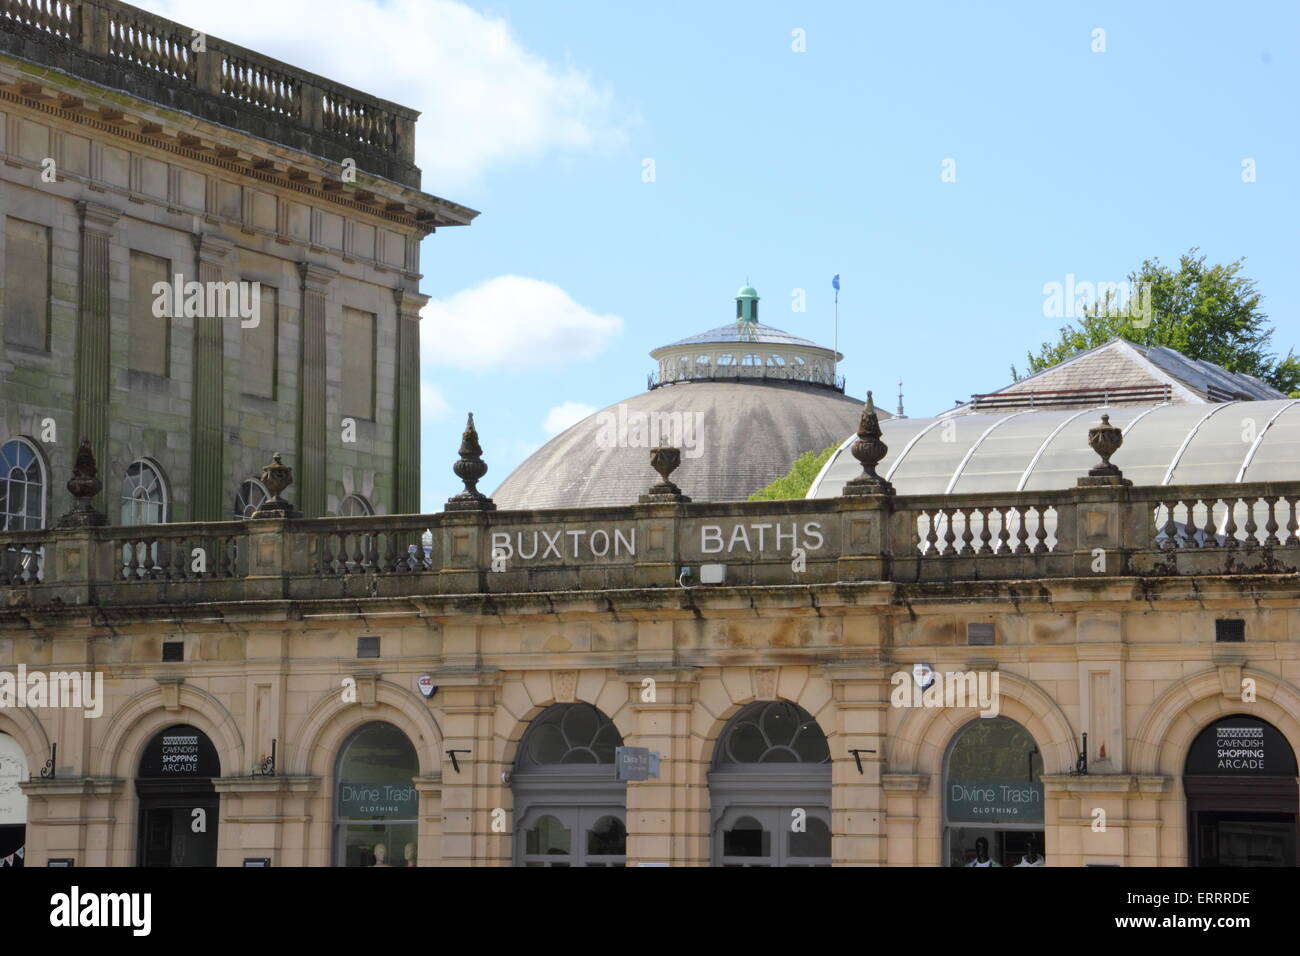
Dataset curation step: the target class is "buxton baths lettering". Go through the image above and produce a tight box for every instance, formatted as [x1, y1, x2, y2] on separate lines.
[700, 522, 824, 555]
[491, 527, 637, 562]
[1217, 726, 1266, 770]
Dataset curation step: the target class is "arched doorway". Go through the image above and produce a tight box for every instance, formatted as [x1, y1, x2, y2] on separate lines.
[512, 703, 627, 867]
[0, 732, 27, 868]
[333, 721, 419, 867]
[136, 724, 220, 867]
[944, 716, 1046, 867]
[1184, 714, 1298, 866]
[709, 700, 832, 867]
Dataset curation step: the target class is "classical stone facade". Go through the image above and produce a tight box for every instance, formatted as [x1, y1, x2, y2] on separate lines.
[0, 0, 475, 525]
[2, 427, 1297, 866]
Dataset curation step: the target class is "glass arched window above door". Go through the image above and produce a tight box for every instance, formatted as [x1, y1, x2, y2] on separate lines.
[1, 437, 46, 531]
[121, 460, 168, 525]
[710, 700, 832, 866]
[513, 703, 627, 866]
[516, 702, 622, 768]
[715, 700, 830, 766]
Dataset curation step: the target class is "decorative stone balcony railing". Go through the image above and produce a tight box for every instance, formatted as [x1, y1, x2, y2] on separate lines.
[0, 0, 421, 186]
[4, 480, 1298, 612]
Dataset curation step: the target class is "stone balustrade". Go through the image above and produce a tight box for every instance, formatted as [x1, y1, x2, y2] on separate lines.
[0, 0, 420, 185]
[4, 479, 1298, 611]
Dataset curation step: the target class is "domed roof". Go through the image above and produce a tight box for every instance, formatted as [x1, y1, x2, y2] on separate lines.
[736, 285, 759, 298]
[807, 398, 1300, 498]
[652, 322, 824, 352]
[494, 380, 868, 510]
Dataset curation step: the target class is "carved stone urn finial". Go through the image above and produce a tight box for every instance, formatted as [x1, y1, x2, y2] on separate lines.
[251, 453, 302, 518]
[57, 437, 109, 528]
[842, 391, 895, 496]
[640, 446, 691, 504]
[1079, 413, 1132, 487]
[446, 412, 496, 511]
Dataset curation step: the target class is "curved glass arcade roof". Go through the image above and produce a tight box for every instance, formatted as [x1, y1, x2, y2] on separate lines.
[808, 399, 1300, 498]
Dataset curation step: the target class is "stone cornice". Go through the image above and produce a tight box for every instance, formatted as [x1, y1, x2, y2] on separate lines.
[75, 198, 120, 233]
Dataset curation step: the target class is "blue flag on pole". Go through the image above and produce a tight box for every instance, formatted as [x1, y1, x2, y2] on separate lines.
[832, 274, 840, 292]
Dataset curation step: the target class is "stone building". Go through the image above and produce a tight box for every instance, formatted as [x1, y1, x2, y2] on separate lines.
[0, 0, 476, 530]
[1, 402, 1297, 867]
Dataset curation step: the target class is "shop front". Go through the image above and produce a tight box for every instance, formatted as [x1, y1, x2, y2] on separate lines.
[1184, 715, 1298, 867]
[945, 717, 1046, 867]
[136, 725, 220, 867]
[334, 721, 420, 867]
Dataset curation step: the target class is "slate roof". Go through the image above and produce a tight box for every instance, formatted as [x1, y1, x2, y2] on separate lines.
[968, 339, 1285, 411]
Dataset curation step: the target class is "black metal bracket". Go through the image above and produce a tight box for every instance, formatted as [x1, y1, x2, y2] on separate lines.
[446, 749, 470, 773]
[1069, 732, 1089, 776]
[253, 739, 277, 776]
[39, 742, 56, 779]
[848, 749, 876, 775]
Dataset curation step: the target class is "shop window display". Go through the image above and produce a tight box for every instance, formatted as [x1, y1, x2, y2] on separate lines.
[944, 716, 1045, 867]
[334, 721, 420, 867]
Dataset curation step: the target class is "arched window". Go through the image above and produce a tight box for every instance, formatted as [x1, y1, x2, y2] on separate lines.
[513, 703, 627, 866]
[339, 494, 373, 517]
[233, 479, 268, 520]
[334, 721, 420, 867]
[944, 716, 1044, 867]
[0, 438, 46, 531]
[767, 354, 785, 367]
[0, 732, 27, 867]
[121, 460, 168, 525]
[710, 700, 831, 866]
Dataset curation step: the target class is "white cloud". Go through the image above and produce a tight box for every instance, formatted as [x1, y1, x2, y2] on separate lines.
[135, 0, 624, 190]
[421, 275, 621, 371]
[544, 401, 597, 436]
[421, 381, 450, 420]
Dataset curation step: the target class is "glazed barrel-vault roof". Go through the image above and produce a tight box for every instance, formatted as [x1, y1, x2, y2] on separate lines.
[809, 398, 1300, 498]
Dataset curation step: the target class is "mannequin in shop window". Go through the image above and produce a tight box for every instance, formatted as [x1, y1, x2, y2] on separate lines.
[1014, 837, 1045, 867]
[370, 843, 391, 867]
[967, 836, 1000, 867]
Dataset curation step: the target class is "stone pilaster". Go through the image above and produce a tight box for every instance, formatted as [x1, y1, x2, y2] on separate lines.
[617, 664, 699, 865]
[429, 666, 501, 866]
[191, 233, 233, 521]
[393, 288, 427, 515]
[818, 658, 893, 865]
[296, 263, 337, 517]
[73, 200, 120, 513]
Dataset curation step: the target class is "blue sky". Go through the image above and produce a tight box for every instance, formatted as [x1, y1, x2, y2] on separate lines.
[146, 0, 1300, 511]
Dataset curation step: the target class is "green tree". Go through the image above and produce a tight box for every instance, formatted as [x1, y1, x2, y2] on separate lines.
[750, 443, 839, 501]
[1014, 249, 1300, 396]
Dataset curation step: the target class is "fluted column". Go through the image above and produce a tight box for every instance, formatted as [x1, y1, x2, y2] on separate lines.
[393, 287, 427, 515]
[297, 262, 337, 518]
[190, 234, 233, 521]
[73, 201, 120, 514]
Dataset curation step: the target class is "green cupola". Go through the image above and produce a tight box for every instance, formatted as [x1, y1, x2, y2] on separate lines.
[735, 284, 759, 323]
